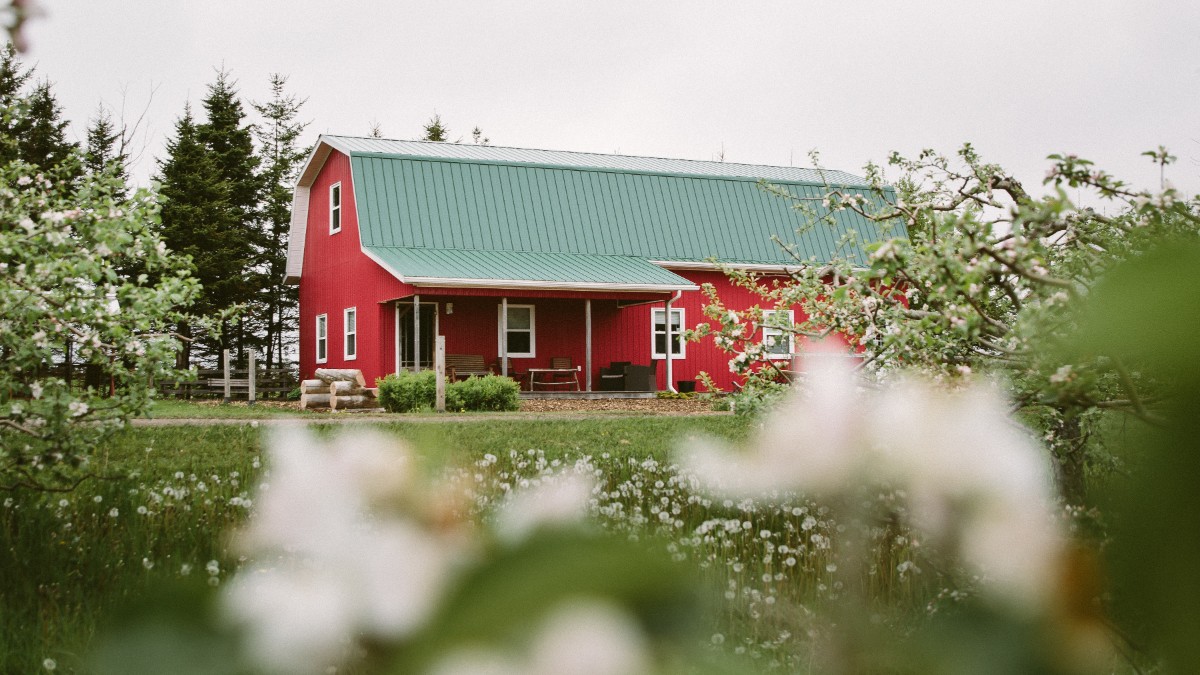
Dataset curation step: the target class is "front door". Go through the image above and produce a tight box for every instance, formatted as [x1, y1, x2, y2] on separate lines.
[396, 303, 437, 371]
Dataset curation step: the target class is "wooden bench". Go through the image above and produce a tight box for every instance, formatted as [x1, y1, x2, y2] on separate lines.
[445, 354, 492, 381]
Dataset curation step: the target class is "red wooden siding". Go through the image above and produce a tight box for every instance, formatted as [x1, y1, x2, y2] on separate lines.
[299, 150, 411, 384]
[297, 155, 808, 390]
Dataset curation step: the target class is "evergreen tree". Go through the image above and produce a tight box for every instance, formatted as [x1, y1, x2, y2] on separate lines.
[17, 79, 78, 175]
[198, 70, 266, 361]
[0, 42, 31, 164]
[84, 105, 128, 187]
[197, 69, 262, 228]
[156, 105, 238, 367]
[252, 73, 308, 371]
[166, 69, 265, 363]
[422, 113, 449, 142]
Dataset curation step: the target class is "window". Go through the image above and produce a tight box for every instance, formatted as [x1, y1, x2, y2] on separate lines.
[329, 182, 342, 234]
[315, 314, 328, 363]
[497, 304, 535, 358]
[344, 307, 357, 360]
[652, 308, 685, 359]
[762, 309, 794, 359]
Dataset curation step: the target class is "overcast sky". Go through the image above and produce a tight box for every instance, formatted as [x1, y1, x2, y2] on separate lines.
[20, 0, 1200, 199]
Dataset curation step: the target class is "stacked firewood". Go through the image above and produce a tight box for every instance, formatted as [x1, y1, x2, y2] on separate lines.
[299, 369, 381, 411]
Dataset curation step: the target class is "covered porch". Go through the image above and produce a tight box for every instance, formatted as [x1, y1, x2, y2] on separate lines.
[386, 290, 687, 395]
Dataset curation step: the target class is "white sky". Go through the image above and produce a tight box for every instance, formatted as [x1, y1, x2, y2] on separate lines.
[20, 0, 1200, 199]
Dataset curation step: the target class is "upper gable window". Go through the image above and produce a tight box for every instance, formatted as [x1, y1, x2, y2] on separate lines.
[330, 183, 342, 234]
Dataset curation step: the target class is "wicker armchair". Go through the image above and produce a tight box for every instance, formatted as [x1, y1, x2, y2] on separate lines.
[598, 361, 632, 391]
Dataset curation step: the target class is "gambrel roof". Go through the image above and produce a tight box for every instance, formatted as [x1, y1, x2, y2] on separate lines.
[285, 135, 896, 290]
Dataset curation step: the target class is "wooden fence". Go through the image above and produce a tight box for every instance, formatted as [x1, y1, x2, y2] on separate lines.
[161, 350, 297, 401]
[27, 350, 297, 401]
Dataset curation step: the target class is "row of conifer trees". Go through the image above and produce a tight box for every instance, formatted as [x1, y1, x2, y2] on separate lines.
[1, 43, 307, 372]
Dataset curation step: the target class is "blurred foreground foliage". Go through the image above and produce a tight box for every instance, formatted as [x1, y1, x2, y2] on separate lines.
[1075, 243, 1200, 673]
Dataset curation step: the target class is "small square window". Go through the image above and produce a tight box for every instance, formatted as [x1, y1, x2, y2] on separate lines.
[762, 309, 794, 359]
[652, 308, 685, 359]
[498, 305, 535, 358]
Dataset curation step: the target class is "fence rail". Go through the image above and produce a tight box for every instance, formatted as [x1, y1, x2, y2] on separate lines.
[162, 350, 297, 401]
[162, 368, 296, 399]
[29, 351, 297, 401]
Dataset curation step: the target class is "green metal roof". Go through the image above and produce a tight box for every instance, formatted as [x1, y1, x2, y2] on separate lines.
[348, 153, 896, 271]
[363, 247, 696, 290]
[288, 135, 902, 288]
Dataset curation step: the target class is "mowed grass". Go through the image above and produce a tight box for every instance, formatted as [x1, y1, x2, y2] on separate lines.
[1, 416, 752, 674]
[144, 398, 316, 418]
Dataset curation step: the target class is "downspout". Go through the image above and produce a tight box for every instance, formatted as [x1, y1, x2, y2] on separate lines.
[664, 290, 682, 393]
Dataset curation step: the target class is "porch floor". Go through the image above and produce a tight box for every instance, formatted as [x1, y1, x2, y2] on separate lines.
[519, 390, 657, 400]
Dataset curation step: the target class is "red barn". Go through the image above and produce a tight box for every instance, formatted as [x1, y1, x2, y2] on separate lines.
[284, 136, 891, 392]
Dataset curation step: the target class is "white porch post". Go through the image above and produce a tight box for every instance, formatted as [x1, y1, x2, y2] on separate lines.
[585, 299, 593, 391]
[413, 294, 421, 373]
[394, 301, 401, 375]
[500, 297, 508, 377]
[664, 295, 676, 393]
[435, 336, 446, 413]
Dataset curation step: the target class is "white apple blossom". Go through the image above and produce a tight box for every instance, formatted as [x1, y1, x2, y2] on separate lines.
[224, 427, 464, 675]
[678, 352, 1063, 613]
[429, 600, 649, 675]
[494, 469, 596, 544]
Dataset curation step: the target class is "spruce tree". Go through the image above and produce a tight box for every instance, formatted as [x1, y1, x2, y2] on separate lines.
[422, 113, 449, 142]
[156, 105, 237, 367]
[197, 70, 262, 228]
[252, 73, 308, 371]
[84, 105, 128, 188]
[17, 79, 78, 176]
[0, 42, 31, 164]
[159, 69, 265, 362]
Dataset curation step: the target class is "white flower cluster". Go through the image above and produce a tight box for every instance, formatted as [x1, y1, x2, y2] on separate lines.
[223, 427, 466, 675]
[680, 352, 1063, 613]
[430, 600, 649, 675]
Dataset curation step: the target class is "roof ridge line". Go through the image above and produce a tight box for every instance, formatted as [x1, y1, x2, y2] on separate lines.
[323, 133, 860, 179]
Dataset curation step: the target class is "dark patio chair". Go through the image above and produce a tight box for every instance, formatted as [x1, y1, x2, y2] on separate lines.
[598, 361, 631, 391]
[623, 361, 658, 392]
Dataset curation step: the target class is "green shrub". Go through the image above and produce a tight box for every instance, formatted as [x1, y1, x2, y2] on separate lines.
[377, 371, 438, 412]
[451, 375, 520, 411]
[286, 387, 302, 401]
[377, 372, 519, 413]
[727, 381, 788, 417]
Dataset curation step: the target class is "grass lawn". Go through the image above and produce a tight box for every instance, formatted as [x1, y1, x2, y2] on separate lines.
[2, 415, 753, 674]
[144, 398, 316, 419]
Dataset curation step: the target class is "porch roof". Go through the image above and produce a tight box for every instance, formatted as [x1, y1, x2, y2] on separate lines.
[362, 246, 697, 292]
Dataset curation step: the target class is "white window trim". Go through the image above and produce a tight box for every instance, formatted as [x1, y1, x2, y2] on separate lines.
[315, 313, 328, 364]
[329, 182, 342, 234]
[497, 304, 536, 359]
[651, 307, 686, 360]
[762, 309, 795, 360]
[344, 307, 357, 360]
